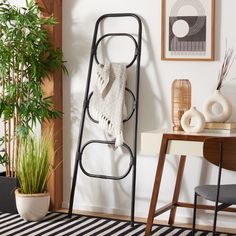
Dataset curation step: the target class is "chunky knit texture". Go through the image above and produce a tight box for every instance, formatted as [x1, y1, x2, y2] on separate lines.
[90, 61, 127, 147]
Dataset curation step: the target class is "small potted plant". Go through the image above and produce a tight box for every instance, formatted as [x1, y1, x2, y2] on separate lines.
[15, 132, 52, 221]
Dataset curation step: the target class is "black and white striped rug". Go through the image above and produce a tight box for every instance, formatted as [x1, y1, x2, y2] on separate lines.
[0, 212, 233, 236]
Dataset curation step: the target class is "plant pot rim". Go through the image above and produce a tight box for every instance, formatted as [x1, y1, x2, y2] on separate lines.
[0, 172, 18, 178]
[15, 188, 50, 197]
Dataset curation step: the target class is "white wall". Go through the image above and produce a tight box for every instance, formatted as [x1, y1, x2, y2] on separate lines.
[62, 0, 236, 228]
[10, 0, 236, 228]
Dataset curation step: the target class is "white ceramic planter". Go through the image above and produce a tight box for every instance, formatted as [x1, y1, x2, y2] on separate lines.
[15, 189, 50, 221]
[181, 107, 205, 133]
[203, 90, 232, 122]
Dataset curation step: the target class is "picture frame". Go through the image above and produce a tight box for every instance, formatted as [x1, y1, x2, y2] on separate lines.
[161, 0, 215, 61]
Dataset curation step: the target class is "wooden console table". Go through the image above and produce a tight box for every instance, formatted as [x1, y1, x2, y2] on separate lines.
[141, 130, 236, 236]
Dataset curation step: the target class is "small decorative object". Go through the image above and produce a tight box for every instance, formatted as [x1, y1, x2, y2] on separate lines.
[171, 79, 191, 131]
[181, 107, 205, 133]
[161, 0, 215, 61]
[204, 122, 236, 134]
[203, 90, 232, 122]
[203, 46, 234, 122]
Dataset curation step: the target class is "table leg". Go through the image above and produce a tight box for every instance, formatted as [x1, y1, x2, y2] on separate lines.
[168, 155, 186, 225]
[145, 136, 168, 236]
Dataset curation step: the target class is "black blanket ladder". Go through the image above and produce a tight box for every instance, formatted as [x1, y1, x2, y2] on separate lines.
[68, 13, 142, 226]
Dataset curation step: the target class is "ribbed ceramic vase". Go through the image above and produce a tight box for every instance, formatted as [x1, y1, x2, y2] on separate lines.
[203, 90, 232, 122]
[181, 107, 205, 133]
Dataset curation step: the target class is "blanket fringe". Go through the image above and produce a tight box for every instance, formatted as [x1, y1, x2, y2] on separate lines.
[91, 108, 123, 147]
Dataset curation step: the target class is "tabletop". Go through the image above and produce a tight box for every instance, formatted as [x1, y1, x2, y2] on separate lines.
[141, 129, 236, 156]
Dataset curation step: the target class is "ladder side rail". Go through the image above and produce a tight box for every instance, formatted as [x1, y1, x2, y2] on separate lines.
[68, 17, 101, 217]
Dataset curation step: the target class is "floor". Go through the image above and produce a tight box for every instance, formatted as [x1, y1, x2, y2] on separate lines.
[59, 209, 236, 235]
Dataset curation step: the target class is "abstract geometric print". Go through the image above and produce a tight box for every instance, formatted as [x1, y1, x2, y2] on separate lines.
[169, 0, 206, 56]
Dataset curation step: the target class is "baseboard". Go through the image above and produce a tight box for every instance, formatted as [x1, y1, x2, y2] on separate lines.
[62, 201, 136, 217]
[62, 201, 236, 229]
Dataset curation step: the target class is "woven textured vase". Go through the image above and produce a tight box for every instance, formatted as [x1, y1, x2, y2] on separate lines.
[171, 79, 191, 131]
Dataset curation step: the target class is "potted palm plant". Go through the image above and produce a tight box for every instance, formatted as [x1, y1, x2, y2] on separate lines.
[15, 132, 52, 221]
[0, 0, 66, 212]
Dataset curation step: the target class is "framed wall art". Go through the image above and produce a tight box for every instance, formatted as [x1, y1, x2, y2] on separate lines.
[161, 0, 215, 61]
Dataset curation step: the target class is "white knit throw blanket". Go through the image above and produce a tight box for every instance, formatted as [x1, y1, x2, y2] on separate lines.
[90, 61, 127, 147]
